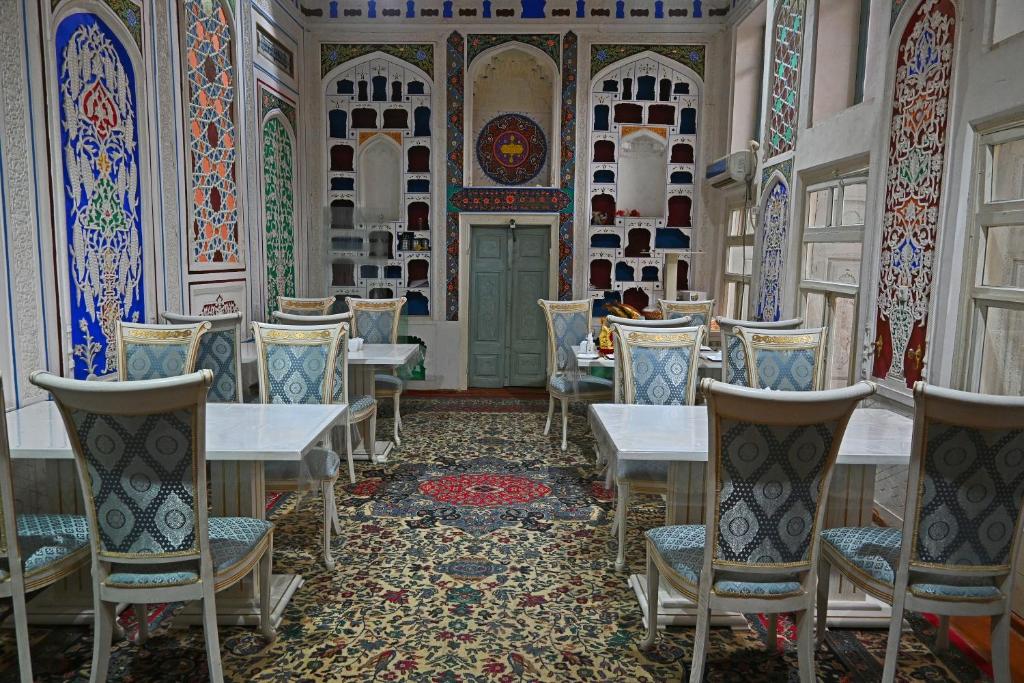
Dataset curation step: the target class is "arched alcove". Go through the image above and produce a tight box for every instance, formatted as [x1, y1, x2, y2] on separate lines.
[667, 196, 692, 227]
[408, 145, 430, 172]
[357, 136, 401, 222]
[624, 227, 652, 257]
[671, 143, 694, 163]
[352, 108, 377, 129]
[617, 131, 668, 218]
[329, 109, 348, 138]
[591, 194, 616, 224]
[330, 144, 354, 171]
[383, 109, 408, 129]
[615, 261, 635, 281]
[623, 286, 649, 311]
[470, 44, 557, 186]
[590, 259, 612, 289]
[407, 201, 429, 230]
[331, 198, 354, 229]
[407, 259, 429, 287]
[593, 140, 615, 162]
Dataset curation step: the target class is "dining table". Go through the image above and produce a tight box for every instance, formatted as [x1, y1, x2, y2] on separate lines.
[6, 400, 347, 628]
[588, 403, 913, 629]
[242, 340, 418, 464]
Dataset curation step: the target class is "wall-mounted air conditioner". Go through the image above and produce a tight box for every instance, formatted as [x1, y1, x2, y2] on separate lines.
[705, 150, 755, 189]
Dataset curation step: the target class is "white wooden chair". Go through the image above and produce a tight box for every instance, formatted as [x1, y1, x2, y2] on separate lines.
[610, 323, 705, 571]
[607, 314, 693, 404]
[115, 321, 210, 381]
[735, 326, 828, 391]
[658, 298, 715, 327]
[162, 312, 244, 402]
[346, 297, 407, 447]
[0, 373, 90, 683]
[30, 370, 275, 683]
[715, 316, 803, 386]
[538, 299, 613, 451]
[816, 383, 1024, 683]
[278, 295, 335, 316]
[642, 379, 874, 682]
[251, 322, 359, 569]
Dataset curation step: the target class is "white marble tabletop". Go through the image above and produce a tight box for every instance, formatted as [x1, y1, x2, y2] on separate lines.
[574, 346, 722, 370]
[589, 404, 912, 466]
[240, 341, 417, 368]
[7, 401, 347, 462]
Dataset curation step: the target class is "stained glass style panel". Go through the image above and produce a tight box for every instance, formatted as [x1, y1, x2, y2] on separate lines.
[755, 180, 790, 322]
[764, 0, 806, 158]
[263, 116, 296, 319]
[56, 13, 145, 379]
[873, 0, 956, 386]
[183, 0, 240, 268]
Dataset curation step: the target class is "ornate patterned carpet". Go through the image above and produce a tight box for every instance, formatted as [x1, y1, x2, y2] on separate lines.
[0, 397, 993, 681]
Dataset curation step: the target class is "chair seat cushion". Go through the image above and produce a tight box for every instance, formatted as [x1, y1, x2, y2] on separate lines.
[374, 374, 403, 394]
[646, 525, 801, 598]
[617, 459, 669, 482]
[821, 527, 1000, 602]
[548, 375, 613, 396]
[104, 517, 272, 588]
[304, 447, 341, 480]
[350, 394, 376, 415]
[16, 514, 90, 577]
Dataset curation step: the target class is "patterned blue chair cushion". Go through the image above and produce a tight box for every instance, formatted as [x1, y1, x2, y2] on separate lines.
[549, 310, 589, 373]
[821, 527, 1000, 601]
[197, 329, 239, 402]
[350, 395, 376, 415]
[354, 310, 396, 344]
[548, 375, 613, 395]
[304, 448, 341, 480]
[266, 344, 329, 404]
[646, 525, 801, 598]
[123, 342, 191, 381]
[723, 335, 749, 387]
[16, 514, 90, 576]
[616, 460, 669, 482]
[70, 408, 199, 556]
[626, 346, 695, 405]
[752, 348, 817, 391]
[668, 311, 707, 326]
[375, 374, 404, 394]
[104, 517, 271, 588]
[715, 419, 838, 565]
[915, 422, 1024, 568]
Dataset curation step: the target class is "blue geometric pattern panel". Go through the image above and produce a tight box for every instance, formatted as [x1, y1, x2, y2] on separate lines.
[265, 344, 329, 404]
[755, 180, 790, 322]
[196, 329, 238, 402]
[915, 422, 1024, 568]
[724, 334, 749, 386]
[56, 13, 145, 380]
[331, 348, 348, 404]
[715, 419, 840, 565]
[626, 346, 694, 406]
[752, 348, 816, 391]
[122, 342, 192, 381]
[69, 409, 198, 556]
[354, 310, 396, 344]
[549, 310, 589, 374]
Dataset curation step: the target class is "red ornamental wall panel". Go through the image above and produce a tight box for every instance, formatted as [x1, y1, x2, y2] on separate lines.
[873, 0, 955, 387]
[182, 0, 241, 270]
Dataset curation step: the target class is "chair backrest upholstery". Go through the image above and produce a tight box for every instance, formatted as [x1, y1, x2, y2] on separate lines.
[617, 324, 705, 406]
[31, 370, 213, 566]
[606, 314, 693, 328]
[116, 322, 210, 382]
[702, 379, 874, 575]
[162, 312, 242, 402]
[345, 297, 405, 344]
[278, 296, 335, 316]
[736, 326, 827, 391]
[251, 322, 344, 405]
[271, 311, 353, 326]
[538, 299, 591, 378]
[658, 299, 714, 327]
[902, 383, 1024, 578]
[716, 316, 804, 387]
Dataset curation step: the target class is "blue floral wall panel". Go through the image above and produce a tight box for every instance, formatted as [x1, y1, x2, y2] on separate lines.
[56, 13, 145, 379]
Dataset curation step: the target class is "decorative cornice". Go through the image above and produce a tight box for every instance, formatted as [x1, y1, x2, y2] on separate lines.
[590, 44, 705, 79]
[320, 43, 433, 78]
[450, 188, 570, 213]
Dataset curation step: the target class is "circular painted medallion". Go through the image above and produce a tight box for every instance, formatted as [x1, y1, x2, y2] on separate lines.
[476, 113, 547, 185]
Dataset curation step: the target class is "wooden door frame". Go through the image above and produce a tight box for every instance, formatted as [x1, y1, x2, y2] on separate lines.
[458, 213, 559, 390]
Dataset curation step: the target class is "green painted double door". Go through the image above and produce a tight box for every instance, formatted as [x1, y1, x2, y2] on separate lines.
[468, 225, 549, 388]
